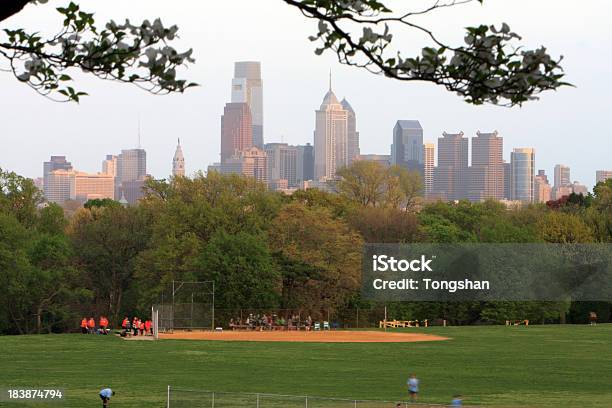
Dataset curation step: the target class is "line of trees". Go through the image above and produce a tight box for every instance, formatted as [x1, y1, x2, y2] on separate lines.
[1, 165, 610, 334]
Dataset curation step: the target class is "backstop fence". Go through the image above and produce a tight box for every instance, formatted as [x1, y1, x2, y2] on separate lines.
[166, 388, 478, 408]
[152, 281, 215, 332]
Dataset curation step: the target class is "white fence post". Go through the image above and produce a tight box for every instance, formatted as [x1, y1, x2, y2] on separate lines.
[305, 396, 308, 408]
[166, 385, 170, 408]
[212, 391, 215, 408]
[256, 393, 260, 408]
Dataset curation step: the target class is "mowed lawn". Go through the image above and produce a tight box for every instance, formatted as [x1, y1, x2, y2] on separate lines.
[0, 325, 610, 407]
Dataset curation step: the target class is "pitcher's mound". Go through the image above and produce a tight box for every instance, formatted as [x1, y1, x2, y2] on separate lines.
[159, 330, 448, 343]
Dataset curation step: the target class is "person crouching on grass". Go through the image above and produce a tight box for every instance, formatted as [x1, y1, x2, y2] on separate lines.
[407, 373, 419, 403]
[99, 388, 115, 407]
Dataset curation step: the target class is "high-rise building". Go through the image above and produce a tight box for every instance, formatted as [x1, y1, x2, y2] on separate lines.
[172, 138, 185, 177]
[391, 120, 424, 174]
[45, 169, 114, 204]
[468, 131, 504, 201]
[117, 149, 146, 184]
[45, 169, 75, 204]
[74, 171, 115, 202]
[264, 143, 298, 189]
[554, 164, 571, 188]
[232, 61, 264, 148]
[296, 143, 314, 185]
[534, 170, 552, 203]
[314, 77, 348, 180]
[43, 156, 72, 199]
[553, 164, 571, 199]
[221, 147, 268, 184]
[595, 170, 612, 184]
[102, 155, 117, 177]
[423, 143, 435, 197]
[340, 98, 360, 164]
[503, 161, 512, 200]
[433, 132, 468, 201]
[221, 102, 253, 163]
[510, 148, 535, 203]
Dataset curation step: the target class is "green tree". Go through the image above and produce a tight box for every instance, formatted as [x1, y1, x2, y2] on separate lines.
[196, 231, 281, 310]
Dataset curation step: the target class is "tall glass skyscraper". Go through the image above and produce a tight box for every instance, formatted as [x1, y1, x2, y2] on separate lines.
[340, 98, 360, 164]
[231, 61, 263, 148]
[391, 120, 424, 174]
[511, 148, 535, 202]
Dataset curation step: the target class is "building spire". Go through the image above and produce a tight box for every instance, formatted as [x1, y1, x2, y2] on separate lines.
[329, 68, 332, 91]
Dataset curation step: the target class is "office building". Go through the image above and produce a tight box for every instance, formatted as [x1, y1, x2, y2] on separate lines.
[221, 102, 253, 163]
[596, 170, 612, 184]
[553, 164, 571, 199]
[423, 143, 434, 197]
[391, 120, 423, 174]
[314, 78, 348, 180]
[534, 170, 552, 203]
[510, 148, 535, 203]
[296, 143, 314, 185]
[265, 143, 298, 189]
[221, 147, 268, 184]
[117, 149, 146, 184]
[468, 131, 504, 201]
[43, 156, 73, 199]
[232, 61, 264, 148]
[433, 132, 468, 201]
[340, 98, 360, 164]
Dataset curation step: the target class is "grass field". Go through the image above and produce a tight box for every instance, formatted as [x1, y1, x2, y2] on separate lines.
[0, 325, 610, 407]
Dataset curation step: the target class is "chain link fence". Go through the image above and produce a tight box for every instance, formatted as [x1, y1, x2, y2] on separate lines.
[166, 388, 476, 408]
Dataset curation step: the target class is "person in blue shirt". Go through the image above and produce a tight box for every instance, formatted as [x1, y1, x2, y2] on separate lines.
[451, 395, 463, 406]
[99, 388, 115, 407]
[407, 373, 419, 402]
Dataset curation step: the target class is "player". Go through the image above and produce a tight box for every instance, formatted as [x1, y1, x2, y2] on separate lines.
[407, 373, 419, 402]
[451, 395, 463, 406]
[99, 388, 115, 407]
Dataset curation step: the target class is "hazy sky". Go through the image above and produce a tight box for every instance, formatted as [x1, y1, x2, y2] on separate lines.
[1, 0, 610, 187]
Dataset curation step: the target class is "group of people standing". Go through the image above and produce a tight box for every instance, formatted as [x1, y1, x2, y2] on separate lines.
[120, 316, 153, 337]
[80, 316, 110, 335]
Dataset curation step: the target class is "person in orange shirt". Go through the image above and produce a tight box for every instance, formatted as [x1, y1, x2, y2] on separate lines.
[80, 317, 88, 334]
[139, 320, 145, 336]
[145, 320, 152, 336]
[99, 316, 108, 334]
[87, 317, 95, 334]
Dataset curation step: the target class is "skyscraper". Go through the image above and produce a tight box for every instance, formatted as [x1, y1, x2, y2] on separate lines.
[43, 156, 72, 199]
[296, 143, 315, 185]
[172, 138, 185, 177]
[554, 164, 571, 188]
[468, 131, 504, 201]
[553, 164, 571, 199]
[117, 148, 147, 204]
[264, 143, 298, 189]
[433, 132, 468, 201]
[391, 120, 424, 174]
[340, 98, 360, 164]
[534, 170, 552, 203]
[596, 170, 612, 184]
[117, 149, 146, 184]
[232, 61, 264, 148]
[510, 148, 535, 203]
[423, 143, 435, 198]
[221, 102, 253, 163]
[314, 76, 348, 180]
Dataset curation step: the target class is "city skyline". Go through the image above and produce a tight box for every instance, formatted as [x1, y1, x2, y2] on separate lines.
[1, 1, 610, 186]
